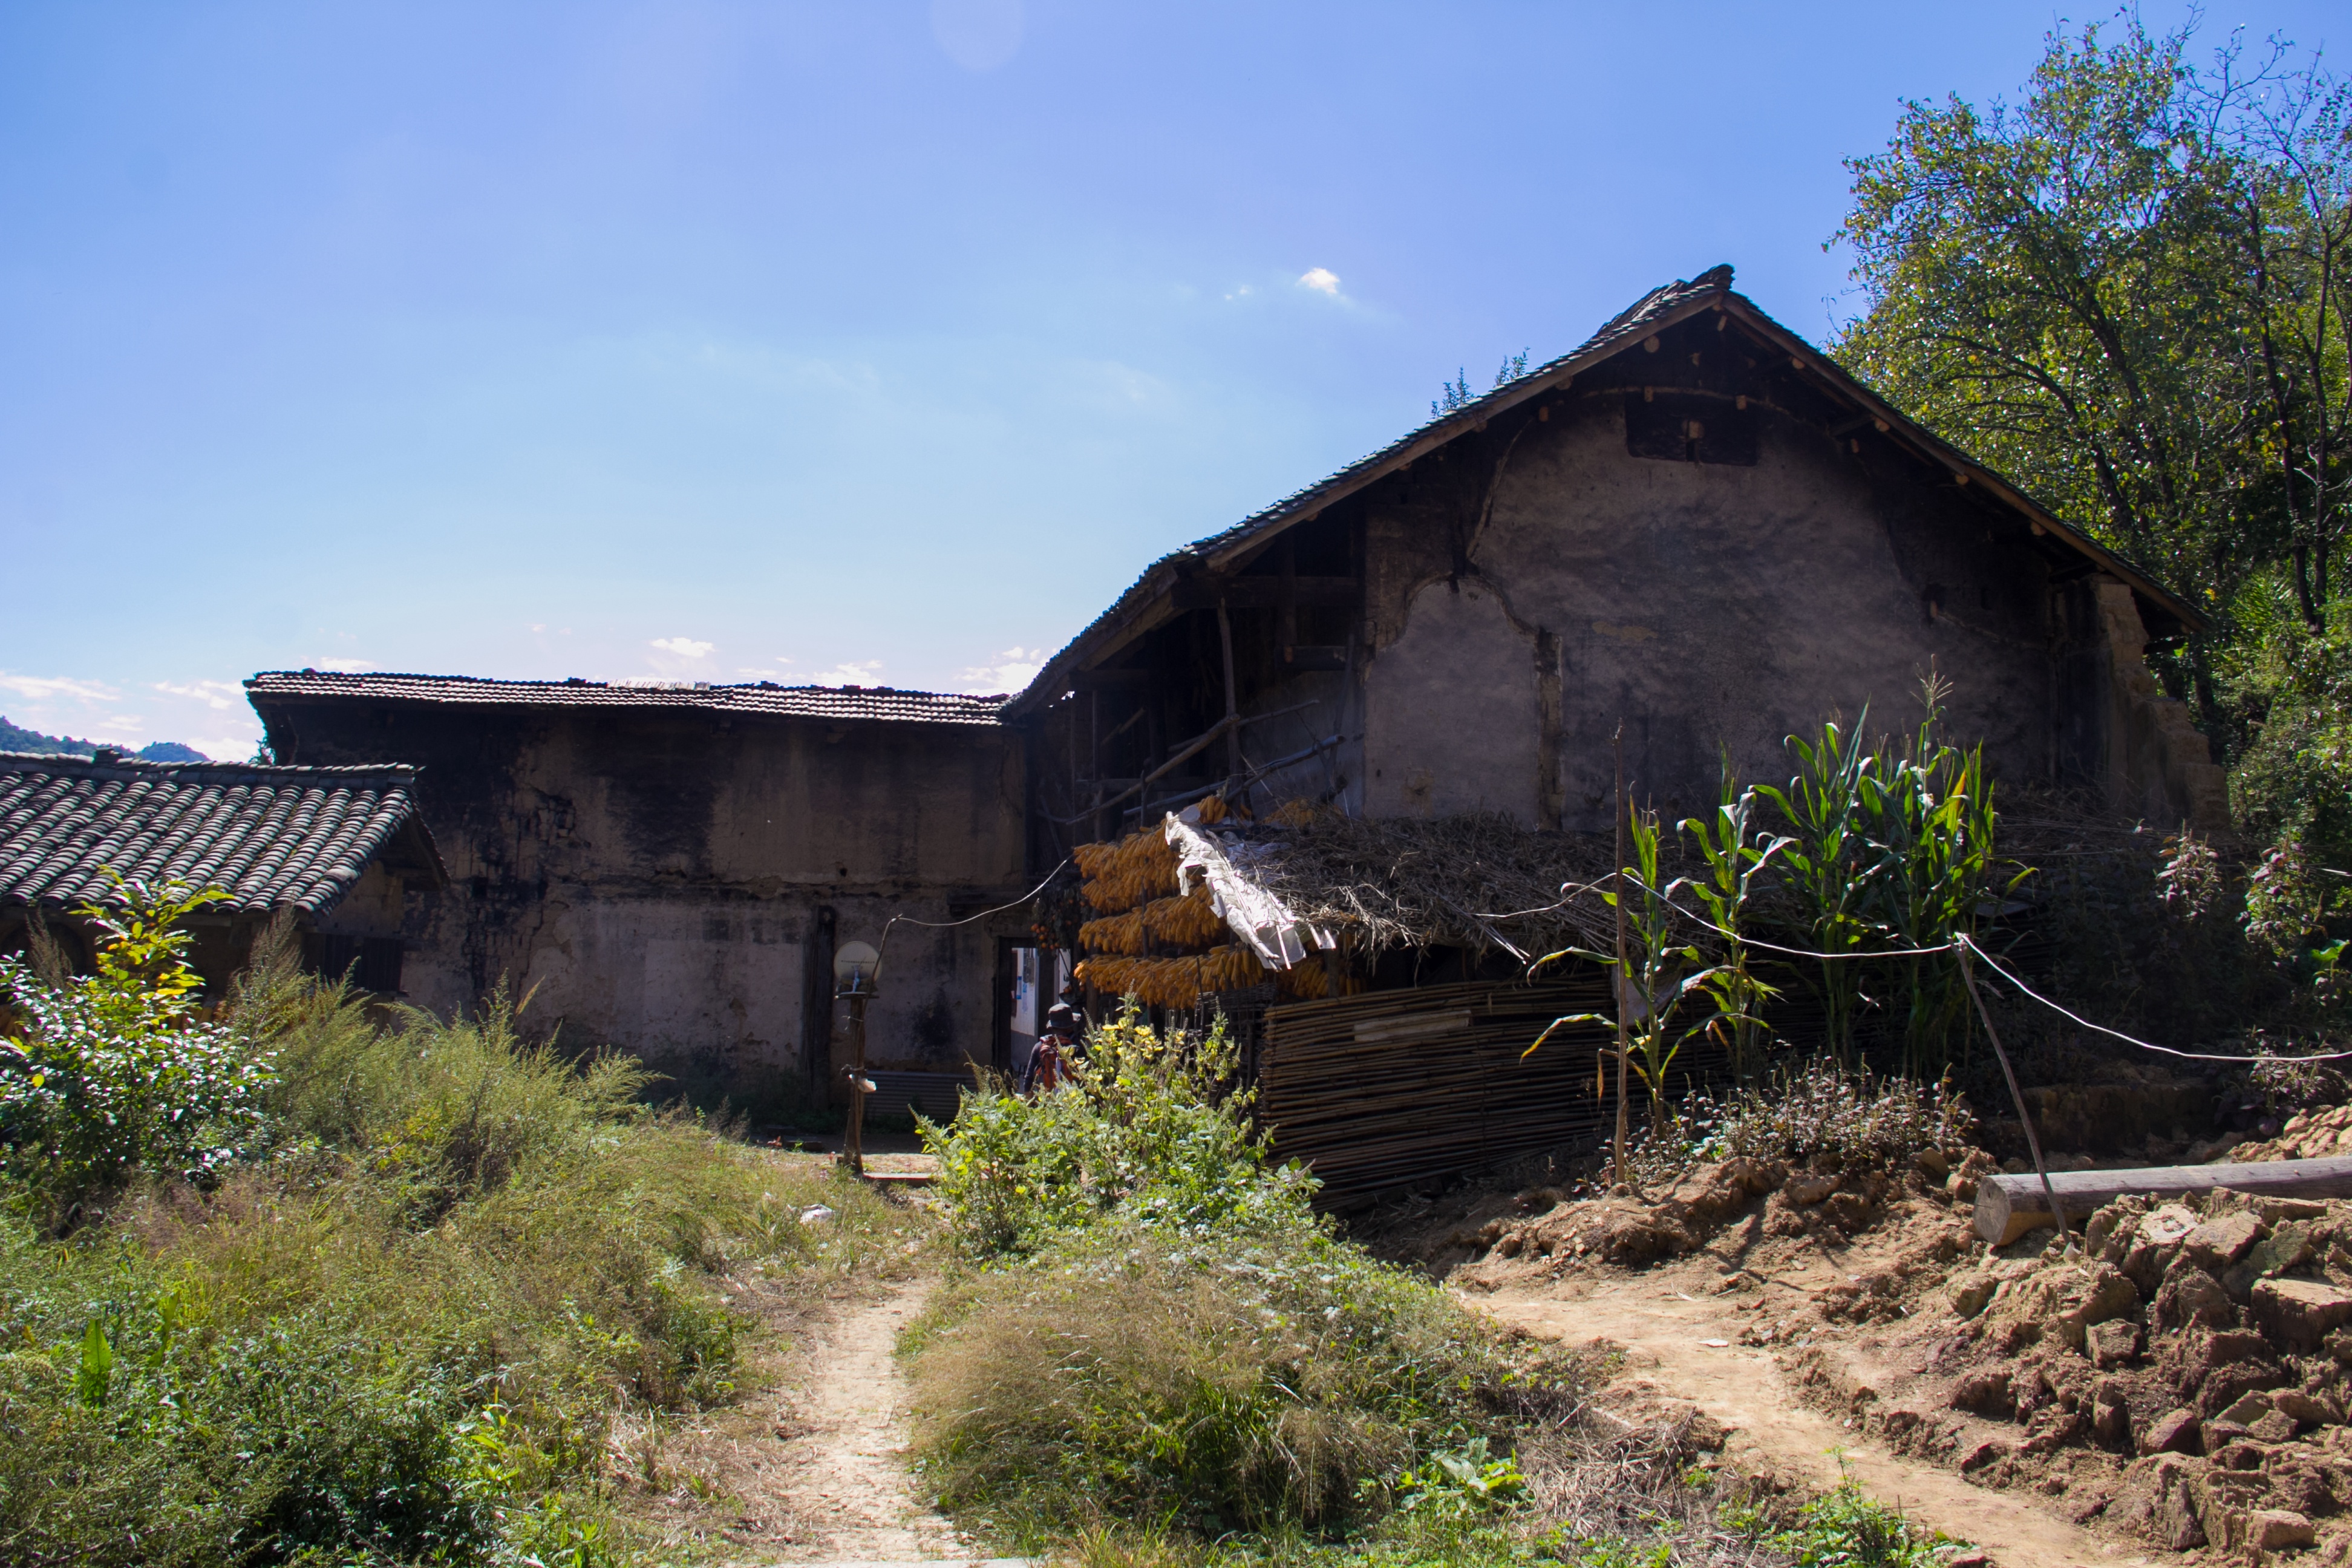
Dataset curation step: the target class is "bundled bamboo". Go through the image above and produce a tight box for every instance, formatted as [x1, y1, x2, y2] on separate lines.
[1253, 976, 1733, 1206]
[1074, 944, 1267, 1008]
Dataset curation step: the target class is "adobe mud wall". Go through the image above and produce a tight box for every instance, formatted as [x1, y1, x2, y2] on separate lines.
[258, 700, 1027, 1091]
[1356, 391, 2223, 831]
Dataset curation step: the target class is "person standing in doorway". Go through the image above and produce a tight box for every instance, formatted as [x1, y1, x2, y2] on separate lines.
[1025, 1004, 1080, 1094]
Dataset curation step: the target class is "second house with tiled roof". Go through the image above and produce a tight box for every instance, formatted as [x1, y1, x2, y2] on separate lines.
[244, 672, 1028, 1119]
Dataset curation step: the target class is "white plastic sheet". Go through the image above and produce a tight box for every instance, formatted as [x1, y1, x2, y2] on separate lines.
[1161, 812, 1334, 971]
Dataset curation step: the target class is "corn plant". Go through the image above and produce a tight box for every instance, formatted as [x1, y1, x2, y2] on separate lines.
[1856, 678, 2017, 1073]
[1680, 758, 1791, 1083]
[1529, 805, 1728, 1135]
[1756, 711, 1879, 1063]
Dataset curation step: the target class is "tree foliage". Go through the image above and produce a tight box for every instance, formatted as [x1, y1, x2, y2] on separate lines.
[1834, 14, 2351, 730]
[0, 877, 273, 1221]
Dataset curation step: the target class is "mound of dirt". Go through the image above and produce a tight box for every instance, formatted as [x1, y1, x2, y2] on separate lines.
[1388, 1134, 2352, 1562]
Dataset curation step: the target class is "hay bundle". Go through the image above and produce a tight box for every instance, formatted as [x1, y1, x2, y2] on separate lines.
[1247, 808, 1627, 958]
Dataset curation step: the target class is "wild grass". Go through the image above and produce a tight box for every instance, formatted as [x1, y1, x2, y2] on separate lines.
[0, 957, 905, 1568]
[909, 1005, 1595, 1544]
[905, 1220, 1580, 1538]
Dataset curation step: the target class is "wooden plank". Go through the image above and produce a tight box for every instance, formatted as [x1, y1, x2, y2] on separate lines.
[1974, 1158, 2352, 1244]
[1171, 577, 1360, 610]
[1070, 667, 1150, 690]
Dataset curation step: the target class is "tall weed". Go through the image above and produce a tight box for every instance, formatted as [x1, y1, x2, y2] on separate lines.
[911, 1007, 1585, 1541]
[1, 959, 901, 1567]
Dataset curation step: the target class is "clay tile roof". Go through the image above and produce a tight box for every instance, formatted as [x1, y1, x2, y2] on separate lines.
[0, 751, 440, 916]
[244, 671, 1009, 727]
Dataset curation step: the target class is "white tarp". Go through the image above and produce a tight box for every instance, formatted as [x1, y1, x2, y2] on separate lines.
[1162, 812, 1334, 971]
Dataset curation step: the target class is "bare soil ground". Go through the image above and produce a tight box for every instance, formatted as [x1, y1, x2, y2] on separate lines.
[757, 1275, 964, 1562]
[1371, 1118, 2352, 1567]
[595, 1152, 1002, 1564]
[1474, 1256, 2141, 1566]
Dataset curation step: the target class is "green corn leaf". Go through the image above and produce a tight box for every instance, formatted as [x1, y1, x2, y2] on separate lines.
[77, 1320, 114, 1408]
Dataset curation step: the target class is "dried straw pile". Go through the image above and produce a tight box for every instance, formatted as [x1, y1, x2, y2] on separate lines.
[1244, 808, 1630, 961]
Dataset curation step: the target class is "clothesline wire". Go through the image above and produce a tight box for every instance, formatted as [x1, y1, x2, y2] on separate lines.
[1517, 871, 2352, 1067]
[1955, 934, 2352, 1063]
[875, 860, 1071, 982]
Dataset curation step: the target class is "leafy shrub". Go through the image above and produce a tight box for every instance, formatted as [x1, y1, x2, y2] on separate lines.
[0, 955, 909, 1567]
[924, 1004, 1318, 1259]
[0, 879, 273, 1222]
[1690, 1059, 1972, 1172]
[910, 1006, 1582, 1540]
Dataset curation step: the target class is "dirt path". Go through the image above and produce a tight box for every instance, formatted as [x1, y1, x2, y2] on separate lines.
[1471, 1279, 2153, 1568]
[765, 1276, 975, 1564]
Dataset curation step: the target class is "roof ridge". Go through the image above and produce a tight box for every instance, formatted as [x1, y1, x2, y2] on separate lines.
[0, 750, 417, 780]
[245, 670, 1006, 703]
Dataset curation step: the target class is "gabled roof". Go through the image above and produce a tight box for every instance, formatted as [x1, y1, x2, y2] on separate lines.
[1006, 264, 2203, 717]
[0, 752, 444, 916]
[246, 671, 1009, 727]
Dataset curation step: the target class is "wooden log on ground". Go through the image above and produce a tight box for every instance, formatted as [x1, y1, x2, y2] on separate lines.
[1975, 1157, 2352, 1244]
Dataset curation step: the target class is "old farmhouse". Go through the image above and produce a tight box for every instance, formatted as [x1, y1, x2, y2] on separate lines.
[65, 260, 2223, 1157]
[1003, 264, 2226, 1198]
[1012, 264, 2220, 857]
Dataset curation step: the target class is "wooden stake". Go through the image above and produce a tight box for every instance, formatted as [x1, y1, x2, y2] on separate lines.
[1217, 598, 1242, 785]
[1957, 940, 2067, 1249]
[1613, 723, 1630, 1189]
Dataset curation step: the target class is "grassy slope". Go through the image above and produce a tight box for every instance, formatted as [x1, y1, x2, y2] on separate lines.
[0, 978, 920, 1567]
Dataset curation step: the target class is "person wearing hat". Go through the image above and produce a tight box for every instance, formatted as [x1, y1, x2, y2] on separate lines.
[1025, 1004, 1082, 1095]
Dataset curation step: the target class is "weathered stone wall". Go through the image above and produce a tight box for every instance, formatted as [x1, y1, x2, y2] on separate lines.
[261, 700, 1027, 1088]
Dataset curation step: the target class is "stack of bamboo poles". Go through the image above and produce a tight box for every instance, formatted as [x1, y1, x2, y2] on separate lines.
[1256, 975, 1733, 1206]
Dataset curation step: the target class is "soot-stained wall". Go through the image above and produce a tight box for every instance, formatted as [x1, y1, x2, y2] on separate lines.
[255, 697, 1028, 1091]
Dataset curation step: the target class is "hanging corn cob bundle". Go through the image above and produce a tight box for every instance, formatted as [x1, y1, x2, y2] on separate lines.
[1142, 886, 1224, 946]
[1077, 906, 1146, 956]
[1073, 797, 1275, 1007]
[1073, 944, 1267, 1008]
[1077, 824, 1181, 914]
[1272, 948, 1365, 1001]
[1077, 886, 1224, 956]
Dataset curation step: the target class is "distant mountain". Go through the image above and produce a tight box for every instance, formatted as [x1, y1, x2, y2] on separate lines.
[0, 716, 209, 762]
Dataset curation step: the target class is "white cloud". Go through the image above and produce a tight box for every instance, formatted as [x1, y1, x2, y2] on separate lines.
[0, 668, 263, 759]
[958, 646, 1044, 694]
[1298, 267, 1341, 296]
[808, 659, 886, 686]
[315, 659, 377, 674]
[0, 672, 120, 704]
[649, 636, 714, 659]
[153, 679, 244, 710]
[932, 0, 1022, 72]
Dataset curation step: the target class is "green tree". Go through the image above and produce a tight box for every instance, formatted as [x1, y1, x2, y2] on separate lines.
[0, 875, 272, 1223]
[1833, 16, 2350, 734]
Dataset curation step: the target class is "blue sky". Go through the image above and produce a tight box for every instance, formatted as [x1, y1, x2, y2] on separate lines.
[1, 1, 2336, 759]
